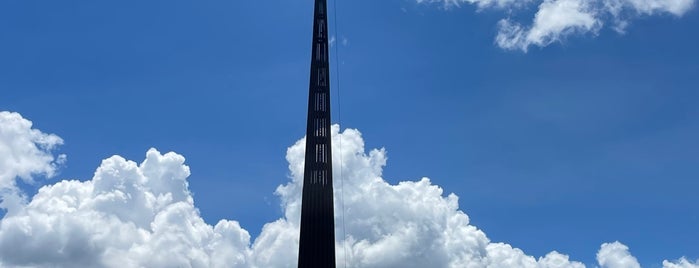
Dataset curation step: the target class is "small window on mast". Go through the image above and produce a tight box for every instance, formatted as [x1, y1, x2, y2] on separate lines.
[319, 43, 327, 62]
[322, 118, 327, 136]
[317, 68, 327, 87]
[316, 144, 327, 164]
[315, 94, 320, 111]
[313, 117, 327, 138]
[318, 20, 326, 38]
[316, 93, 326, 112]
[316, 43, 322, 61]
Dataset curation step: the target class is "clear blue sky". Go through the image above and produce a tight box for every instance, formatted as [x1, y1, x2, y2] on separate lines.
[1, 0, 697, 266]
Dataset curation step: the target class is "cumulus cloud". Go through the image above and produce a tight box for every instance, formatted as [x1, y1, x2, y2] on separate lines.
[0, 111, 696, 267]
[595, 243, 699, 268]
[0, 111, 65, 214]
[235, 126, 588, 268]
[419, 0, 695, 51]
[0, 148, 252, 267]
[597, 242, 641, 268]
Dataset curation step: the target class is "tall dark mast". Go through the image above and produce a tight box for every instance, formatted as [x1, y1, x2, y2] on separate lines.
[297, 0, 336, 267]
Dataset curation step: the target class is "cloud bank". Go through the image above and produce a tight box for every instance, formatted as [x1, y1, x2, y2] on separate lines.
[419, 0, 695, 51]
[0, 111, 697, 267]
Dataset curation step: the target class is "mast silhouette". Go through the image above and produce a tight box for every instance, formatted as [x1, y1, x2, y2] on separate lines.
[297, 0, 336, 267]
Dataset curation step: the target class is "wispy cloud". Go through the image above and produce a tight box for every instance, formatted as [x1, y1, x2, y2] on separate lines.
[419, 0, 695, 51]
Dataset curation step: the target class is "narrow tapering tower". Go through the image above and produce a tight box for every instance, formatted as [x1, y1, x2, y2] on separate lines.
[297, 0, 336, 267]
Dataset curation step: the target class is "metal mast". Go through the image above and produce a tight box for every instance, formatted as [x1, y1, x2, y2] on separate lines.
[297, 0, 336, 267]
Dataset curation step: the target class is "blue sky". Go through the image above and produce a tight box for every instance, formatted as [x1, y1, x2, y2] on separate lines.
[1, 0, 698, 267]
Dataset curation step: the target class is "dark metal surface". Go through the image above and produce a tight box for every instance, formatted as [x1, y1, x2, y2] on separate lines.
[297, 0, 336, 267]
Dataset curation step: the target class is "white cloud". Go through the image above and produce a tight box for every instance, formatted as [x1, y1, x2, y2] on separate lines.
[0, 148, 252, 267]
[415, 0, 532, 9]
[597, 241, 641, 268]
[664, 258, 699, 268]
[623, 0, 695, 15]
[0, 111, 696, 267]
[418, 0, 695, 51]
[0, 111, 65, 214]
[496, 0, 601, 51]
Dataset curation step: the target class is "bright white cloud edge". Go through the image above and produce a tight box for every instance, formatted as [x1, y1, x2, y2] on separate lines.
[0, 111, 697, 268]
[419, 0, 695, 51]
[0, 111, 66, 216]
